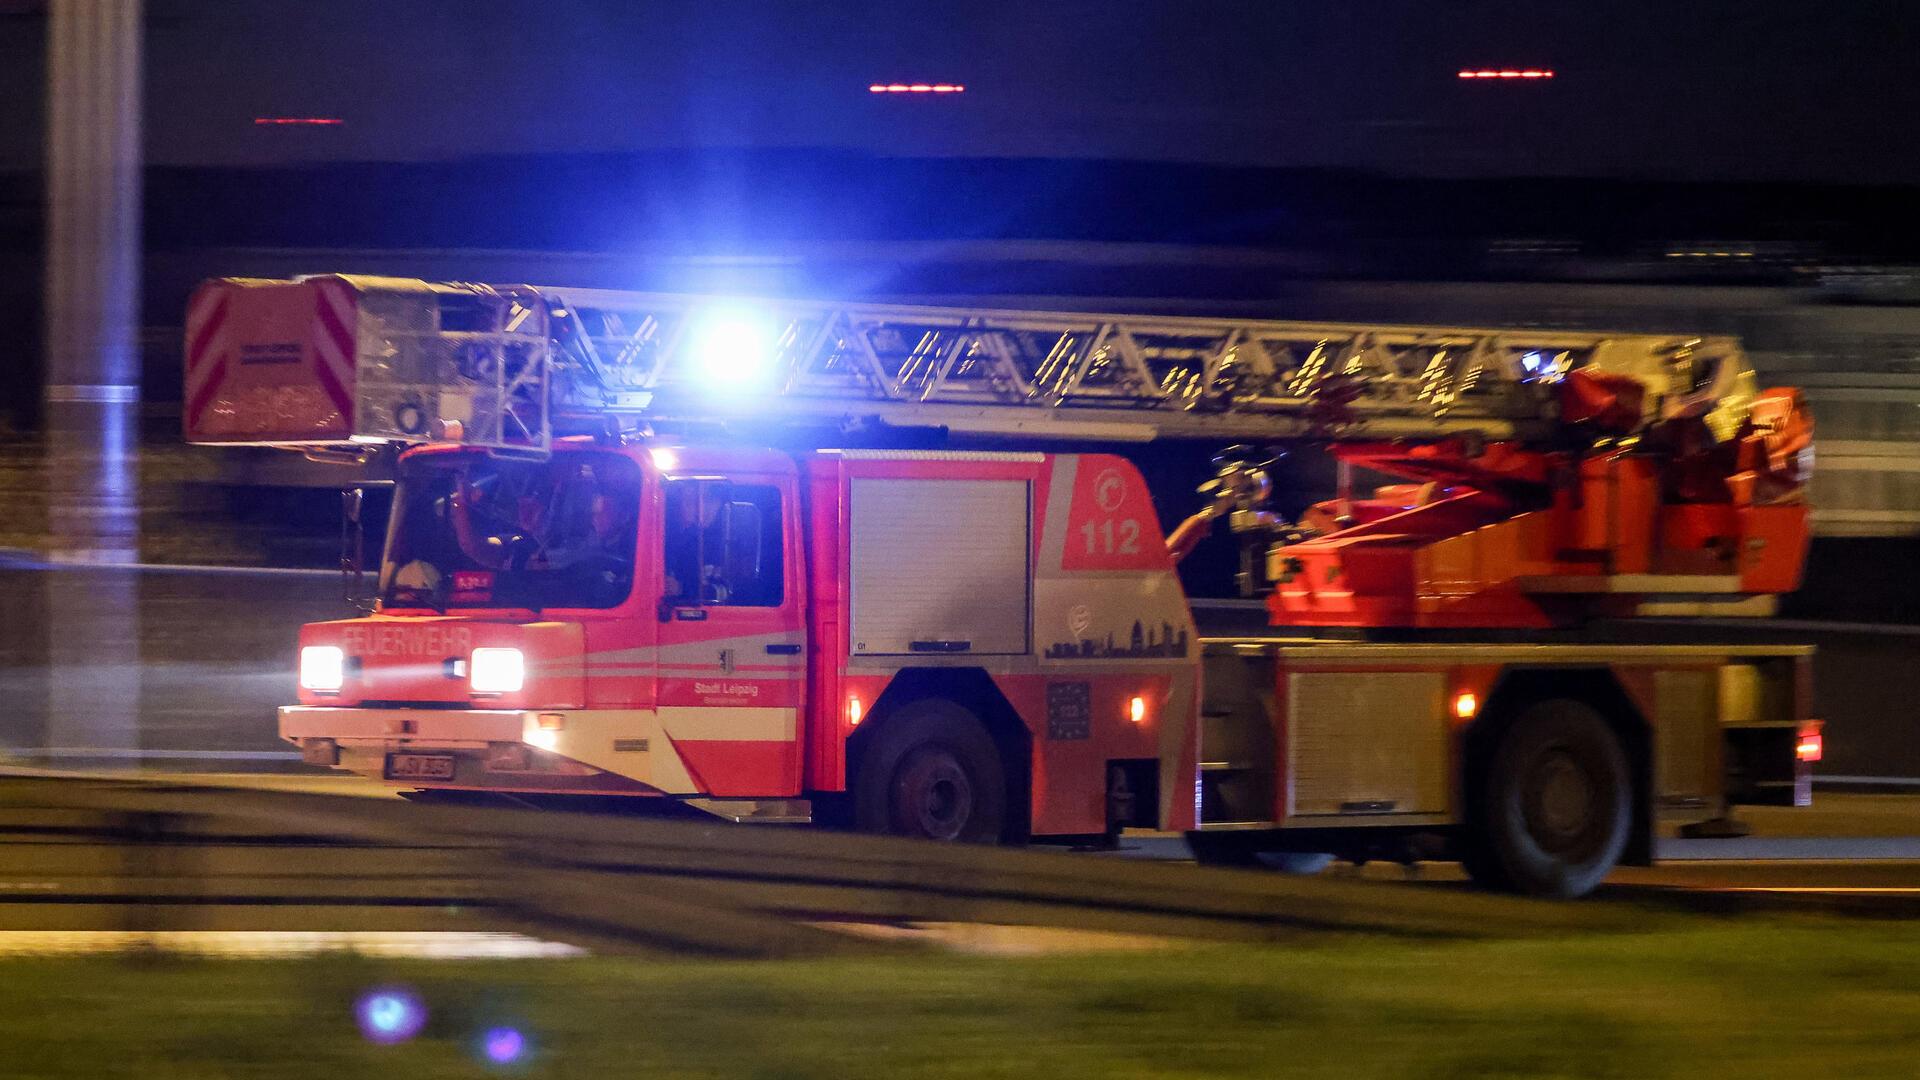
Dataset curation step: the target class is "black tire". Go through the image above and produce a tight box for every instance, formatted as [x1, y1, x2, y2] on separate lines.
[1467, 698, 1633, 898]
[854, 698, 1009, 844]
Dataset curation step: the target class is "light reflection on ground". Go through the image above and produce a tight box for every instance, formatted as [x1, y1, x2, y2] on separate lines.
[0, 930, 586, 959]
[810, 920, 1184, 956]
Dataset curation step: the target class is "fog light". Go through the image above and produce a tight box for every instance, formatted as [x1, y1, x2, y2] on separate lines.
[300, 645, 345, 692]
[470, 648, 525, 694]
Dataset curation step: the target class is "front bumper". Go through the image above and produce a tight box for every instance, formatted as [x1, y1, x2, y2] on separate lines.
[279, 706, 700, 794]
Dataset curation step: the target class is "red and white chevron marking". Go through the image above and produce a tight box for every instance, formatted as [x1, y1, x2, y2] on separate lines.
[183, 283, 232, 432]
[310, 277, 358, 422]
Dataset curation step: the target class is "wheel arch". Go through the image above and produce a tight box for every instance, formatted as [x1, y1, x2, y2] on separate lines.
[1462, 665, 1654, 866]
[845, 667, 1033, 840]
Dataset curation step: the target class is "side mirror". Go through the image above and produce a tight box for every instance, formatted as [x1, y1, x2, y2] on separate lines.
[339, 485, 390, 614]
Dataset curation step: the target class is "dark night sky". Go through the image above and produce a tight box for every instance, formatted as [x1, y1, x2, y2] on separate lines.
[2, 1, 1918, 182]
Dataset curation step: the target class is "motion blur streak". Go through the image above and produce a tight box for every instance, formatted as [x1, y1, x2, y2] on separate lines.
[0, 931, 586, 959]
[1723, 887, 1920, 895]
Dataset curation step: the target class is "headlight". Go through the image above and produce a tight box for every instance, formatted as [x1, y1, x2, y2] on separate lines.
[470, 648, 526, 694]
[300, 645, 345, 692]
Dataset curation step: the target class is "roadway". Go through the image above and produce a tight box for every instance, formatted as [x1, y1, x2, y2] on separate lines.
[8, 767, 1915, 925]
[2, 768, 1687, 958]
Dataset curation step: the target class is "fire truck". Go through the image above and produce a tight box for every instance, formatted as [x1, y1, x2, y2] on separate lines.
[184, 275, 1821, 897]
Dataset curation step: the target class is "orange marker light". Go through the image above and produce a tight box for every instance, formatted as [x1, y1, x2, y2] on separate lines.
[1128, 695, 1148, 724]
[1452, 691, 1479, 719]
[1796, 731, 1823, 762]
[847, 696, 863, 727]
[537, 713, 566, 731]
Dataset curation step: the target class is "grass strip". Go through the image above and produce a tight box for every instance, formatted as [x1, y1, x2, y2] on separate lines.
[3, 917, 1918, 1078]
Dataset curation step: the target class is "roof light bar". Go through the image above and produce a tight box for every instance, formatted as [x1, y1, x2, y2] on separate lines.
[868, 83, 965, 93]
[1457, 70, 1554, 80]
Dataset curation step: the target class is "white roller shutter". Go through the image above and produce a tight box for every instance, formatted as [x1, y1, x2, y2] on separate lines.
[849, 478, 1030, 656]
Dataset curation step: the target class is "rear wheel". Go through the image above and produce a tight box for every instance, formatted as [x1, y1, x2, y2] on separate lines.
[854, 699, 1009, 844]
[1467, 699, 1632, 898]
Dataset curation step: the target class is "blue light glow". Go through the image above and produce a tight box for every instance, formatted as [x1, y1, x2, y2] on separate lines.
[354, 988, 427, 1044]
[482, 1027, 528, 1065]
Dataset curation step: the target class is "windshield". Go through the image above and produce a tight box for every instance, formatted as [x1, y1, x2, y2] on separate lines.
[380, 450, 641, 610]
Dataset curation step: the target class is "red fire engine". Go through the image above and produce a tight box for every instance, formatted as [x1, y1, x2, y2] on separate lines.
[185, 275, 1820, 896]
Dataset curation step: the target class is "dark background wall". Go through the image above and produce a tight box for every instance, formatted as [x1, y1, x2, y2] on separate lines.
[0, 564, 352, 765]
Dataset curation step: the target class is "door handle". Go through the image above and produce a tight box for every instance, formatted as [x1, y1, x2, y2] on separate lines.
[909, 640, 971, 653]
[765, 643, 802, 656]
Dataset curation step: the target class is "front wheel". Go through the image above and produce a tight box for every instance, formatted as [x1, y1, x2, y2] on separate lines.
[854, 699, 1009, 844]
[1466, 699, 1633, 898]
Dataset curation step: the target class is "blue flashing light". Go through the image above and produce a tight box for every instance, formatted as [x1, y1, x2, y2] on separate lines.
[355, 988, 427, 1045]
[1520, 350, 1544, 374]
[689, 309, 775, 388]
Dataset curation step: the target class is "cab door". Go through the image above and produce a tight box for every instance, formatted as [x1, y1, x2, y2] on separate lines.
[652, 470, 807, 796]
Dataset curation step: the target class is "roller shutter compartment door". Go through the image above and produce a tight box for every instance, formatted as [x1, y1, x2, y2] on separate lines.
[849, 478, 1031, 656]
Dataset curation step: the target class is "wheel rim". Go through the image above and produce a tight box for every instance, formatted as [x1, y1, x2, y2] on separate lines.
[1520, 745, 1602, 856]
[892, 747, 975, 841]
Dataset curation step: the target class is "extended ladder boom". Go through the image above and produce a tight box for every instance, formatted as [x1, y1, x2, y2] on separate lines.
[184, 275, 1759, 451]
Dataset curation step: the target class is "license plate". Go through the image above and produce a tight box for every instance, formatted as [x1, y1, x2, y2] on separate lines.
[385, 753, 456, 781]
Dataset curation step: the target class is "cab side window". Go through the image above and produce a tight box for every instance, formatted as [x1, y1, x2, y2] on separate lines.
[662, 479, 784, 607]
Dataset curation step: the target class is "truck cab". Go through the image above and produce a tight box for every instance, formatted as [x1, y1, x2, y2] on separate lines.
[288, 441, 810, 803]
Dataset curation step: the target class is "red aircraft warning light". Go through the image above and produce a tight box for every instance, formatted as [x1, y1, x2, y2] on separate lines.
[1457, 69, 1554, 80]
[868, 83, 965, 94]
